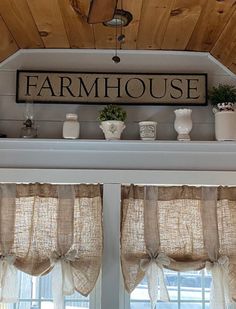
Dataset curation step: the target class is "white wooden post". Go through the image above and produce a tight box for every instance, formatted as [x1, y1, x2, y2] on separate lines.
[101, 184, 122, 309]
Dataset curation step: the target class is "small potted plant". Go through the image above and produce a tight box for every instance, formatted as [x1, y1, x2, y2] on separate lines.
[98, 104, 127, 140]
[209, 84, 236, 141]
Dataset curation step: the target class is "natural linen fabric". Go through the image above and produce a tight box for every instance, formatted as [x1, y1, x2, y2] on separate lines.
[0, 183, 102, 305]
[121, 185, 236, 308]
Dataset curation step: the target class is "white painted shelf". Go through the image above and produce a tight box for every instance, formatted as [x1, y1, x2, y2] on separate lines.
[0, 138, 236, 171]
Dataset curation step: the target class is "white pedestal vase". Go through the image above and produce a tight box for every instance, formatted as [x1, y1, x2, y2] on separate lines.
[174, 109, 193, 141]
[215, 111, 236, 141]
[100, 120, 125, 140]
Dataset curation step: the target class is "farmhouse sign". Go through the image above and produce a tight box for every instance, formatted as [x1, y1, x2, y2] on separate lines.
[16, 71, 207, 105]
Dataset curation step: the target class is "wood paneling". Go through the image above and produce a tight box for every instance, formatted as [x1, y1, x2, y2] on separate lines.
[187, 0, 236, 51]
[58, 0, 94, 48]
[0, 16, 19, 62]
[121, 0, 143, 49]
[0, 0, 43, 48]
[137, 0, 174, 49]
[211, 9, 236, 69]
[161, 0, 204, 50]
[27, 0, 70, 48]
[0, 0, 235, 74]
[93, 24, 120, 49]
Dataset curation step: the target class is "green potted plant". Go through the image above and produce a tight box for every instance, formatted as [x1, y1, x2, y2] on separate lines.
[98, 104, 127, 140]
[209, 84, 236, 111]
[209, 84, 236, 141]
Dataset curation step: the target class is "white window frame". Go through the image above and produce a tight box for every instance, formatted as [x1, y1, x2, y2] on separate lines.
[2, 137, 236, 308]
[2, 169, 236, 309]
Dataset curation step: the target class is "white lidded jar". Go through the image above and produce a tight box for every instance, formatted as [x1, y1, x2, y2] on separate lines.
[63, 113, 80, 139]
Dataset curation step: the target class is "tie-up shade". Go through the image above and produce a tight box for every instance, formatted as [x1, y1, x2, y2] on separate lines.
[121, 185, 236, 309]
[0, 183, 102, 306]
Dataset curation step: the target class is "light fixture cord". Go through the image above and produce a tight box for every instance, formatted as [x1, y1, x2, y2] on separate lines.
[115, 15, 118, 58]
[121, 0, 123, 39]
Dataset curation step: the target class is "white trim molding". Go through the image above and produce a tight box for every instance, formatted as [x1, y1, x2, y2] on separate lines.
[1, 139, 236, 172]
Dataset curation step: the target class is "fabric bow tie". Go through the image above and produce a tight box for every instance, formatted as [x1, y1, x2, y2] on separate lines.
[140, 252, 171, 309]
[50, 249, 78, 309]
[0, 254, 18, 303]
[206, 256, 231, 309]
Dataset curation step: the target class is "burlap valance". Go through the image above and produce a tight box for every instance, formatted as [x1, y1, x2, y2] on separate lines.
[121, 185, 236, 308]
[0, 183, 103, 306]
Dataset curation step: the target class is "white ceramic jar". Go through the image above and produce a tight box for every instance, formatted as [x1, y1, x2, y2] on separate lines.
[215, 111, 236, 141]
[63, 113, 80, 139]
[139, 121, 157, 140]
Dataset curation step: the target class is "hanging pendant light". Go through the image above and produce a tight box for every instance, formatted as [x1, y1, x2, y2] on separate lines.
[103, 0, 132, 64]
[112, 15, 121, 64]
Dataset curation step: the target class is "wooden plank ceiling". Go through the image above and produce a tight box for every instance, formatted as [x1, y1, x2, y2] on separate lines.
[0, 0, 236, 74]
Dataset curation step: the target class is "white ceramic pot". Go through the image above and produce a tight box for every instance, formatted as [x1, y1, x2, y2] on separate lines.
[100, 120, 125, 140]
[174, 109, 192, 141]
[215, 111, 236, 141]
[139, 121, 157, 140]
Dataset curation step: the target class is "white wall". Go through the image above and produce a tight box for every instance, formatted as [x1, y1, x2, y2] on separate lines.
[0, 49, 235, 140]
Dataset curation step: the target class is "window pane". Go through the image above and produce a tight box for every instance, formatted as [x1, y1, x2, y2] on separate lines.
[41, 301, 53, 309]
[16, 302, 40, 309]
[18, 272, 40, 299]
[180, 303, 202, 309]
[204, 269, 212, 301]
[131, 302, 178, 309]
[166, 271, 178, 300]
[40, 273, 52, 300]
[65, 301, 89, 309]
[65, 291, 88, 301]
[15, 272, 90, 309]
[130, 269, 211, 308]
[180, 271, 202, 301]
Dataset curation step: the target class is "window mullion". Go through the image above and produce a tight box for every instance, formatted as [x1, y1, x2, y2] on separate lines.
[101, 184, 122, 309]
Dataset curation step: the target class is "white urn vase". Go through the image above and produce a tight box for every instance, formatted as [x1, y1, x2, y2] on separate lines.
[100, 120, 125, 140]
[174, 109, 192, 141]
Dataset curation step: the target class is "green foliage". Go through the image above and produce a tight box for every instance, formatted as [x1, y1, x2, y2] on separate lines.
[209, 84, 236, 105]
[98, 104, 127, 122]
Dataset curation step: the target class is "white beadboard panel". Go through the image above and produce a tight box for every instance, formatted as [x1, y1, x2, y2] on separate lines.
[0, 49, 234, 141]
[210, 74, 236, 86]
[0, 70, 234, 96]
[0, 71, 16, 95]
[0, 95, 214, 123]
[0, 49, 234, 76]
[0, 71, 234, 97]
[121, 122, 214, 141]
[0, 120, 104, 139]
[0, 51, 22, 70]
[0, 119, 214, 141]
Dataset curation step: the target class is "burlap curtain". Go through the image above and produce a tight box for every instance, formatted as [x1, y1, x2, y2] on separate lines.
[0, 183, 102, 308]
[121, 185, 236, 309]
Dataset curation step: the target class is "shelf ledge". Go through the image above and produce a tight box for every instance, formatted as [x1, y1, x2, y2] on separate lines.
[1, 139, 236, 171]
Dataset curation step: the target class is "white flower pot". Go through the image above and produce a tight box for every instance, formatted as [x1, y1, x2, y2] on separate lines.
[215, 111, 236, 141]
[174, 109, 192, 141]
[139, 121, 157, 140]
[100, 120, 125, 140]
